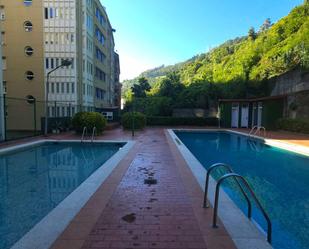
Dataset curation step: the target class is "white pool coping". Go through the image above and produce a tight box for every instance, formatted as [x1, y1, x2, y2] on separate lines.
[7, 139, 135, 249]
[168, 129, 275, 249]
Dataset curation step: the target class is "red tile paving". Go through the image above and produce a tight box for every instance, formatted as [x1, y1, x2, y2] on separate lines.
[51, 128, 236, 249]
[80, 129, 217, 249]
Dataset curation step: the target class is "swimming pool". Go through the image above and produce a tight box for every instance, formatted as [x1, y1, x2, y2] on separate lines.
[174, 130, 309, 249]
[0, 140, 128, 249]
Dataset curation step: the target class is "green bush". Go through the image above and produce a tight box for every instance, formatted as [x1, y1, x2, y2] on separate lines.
[276, 118, 309, 134]
[146, 116, 218, 126]
[121, 112, 146, 130]
[72, 112, 107, 134]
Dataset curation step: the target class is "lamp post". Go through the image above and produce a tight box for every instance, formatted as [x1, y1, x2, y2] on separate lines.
[45, 59, 72, 136]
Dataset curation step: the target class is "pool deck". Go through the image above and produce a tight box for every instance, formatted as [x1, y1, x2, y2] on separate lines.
[2, 127, 309, 249]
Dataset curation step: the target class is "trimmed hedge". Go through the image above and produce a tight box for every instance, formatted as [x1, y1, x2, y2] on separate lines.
[121, 112, 146, 130]
[146, 116, 218, 126]
[72, 112, 107, 134]
[276, 118, 309, 134]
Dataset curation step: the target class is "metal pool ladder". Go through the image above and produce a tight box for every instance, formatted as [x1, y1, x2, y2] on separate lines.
[203, 163, 272, 244]
[91, 127, 97, 142]
[249, 126, 266, 138]
[81, 127, 88, 142]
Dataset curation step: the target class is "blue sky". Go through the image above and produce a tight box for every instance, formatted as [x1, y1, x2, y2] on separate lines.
[101, 0, 303, 81]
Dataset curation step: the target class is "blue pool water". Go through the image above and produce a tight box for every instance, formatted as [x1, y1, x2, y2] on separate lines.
[0, 141, 124, 249]
[176, 131, 309, 249]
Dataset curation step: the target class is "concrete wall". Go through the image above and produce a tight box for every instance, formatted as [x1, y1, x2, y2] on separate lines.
[269, 68, 309, 119]
[270, 68, 309, 96]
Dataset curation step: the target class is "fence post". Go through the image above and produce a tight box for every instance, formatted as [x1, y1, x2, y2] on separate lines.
[131, 100, 135, 137]
[33, 98, 37, 136]
[3, 94, 6, 141]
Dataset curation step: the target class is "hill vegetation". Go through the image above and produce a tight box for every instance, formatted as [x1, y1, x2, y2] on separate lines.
[123, 2, 309, 115]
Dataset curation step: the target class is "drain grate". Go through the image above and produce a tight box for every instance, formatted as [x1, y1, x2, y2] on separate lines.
[144, 178, 158, 185]
[122, 213, 136, 223]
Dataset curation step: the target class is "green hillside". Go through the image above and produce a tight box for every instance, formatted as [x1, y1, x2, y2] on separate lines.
[123, 2, 309, 115]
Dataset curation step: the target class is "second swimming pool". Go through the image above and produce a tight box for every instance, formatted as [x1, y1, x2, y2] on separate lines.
[175, 130, 309, 249]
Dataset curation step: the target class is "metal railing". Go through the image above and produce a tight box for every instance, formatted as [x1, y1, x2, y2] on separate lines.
[249, 126, 266, 138]
[212, 172, 272, 244]
[203, 163, 252, 219]
[91, 127, 97, 142]
[81, 127, 87, 142]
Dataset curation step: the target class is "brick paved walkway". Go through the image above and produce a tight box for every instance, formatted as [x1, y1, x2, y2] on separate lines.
[81, 129, 211, 249]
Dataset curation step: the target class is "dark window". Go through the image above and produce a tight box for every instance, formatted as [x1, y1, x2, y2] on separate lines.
[24, 21, 33, 32]
[45, 8, 48, 19]
[25, 71, 34, 80]
[25, 46, 34, 56]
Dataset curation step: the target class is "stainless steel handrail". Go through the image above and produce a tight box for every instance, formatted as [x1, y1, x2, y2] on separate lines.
[81, 127, 87, 142]
[91, 127, 97, 142]
[259, 126, 266, 138]
[213, 173, 272, 243]
[249, 126, 266, 138]
[249, 126, 258, 136]
[203, 163, 252, 219]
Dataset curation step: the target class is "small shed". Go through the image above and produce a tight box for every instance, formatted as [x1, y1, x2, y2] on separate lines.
[219, 96, 286, 129]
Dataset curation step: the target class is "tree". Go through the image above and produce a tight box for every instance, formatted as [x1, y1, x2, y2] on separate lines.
[138, 77, 151, 92]
[260, 18, 272, 32]
[157, 72, 184, 98]
[248, 27, 257, 40]
[131, 77, 151, 98]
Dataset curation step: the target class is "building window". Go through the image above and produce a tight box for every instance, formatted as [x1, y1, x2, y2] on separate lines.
[45, 58, 49, 69]
[51, 82, 54, 93]
[25, 71, 34, 80]
[3, 81, 7, 94]
[24, 0, 32, 6]
[26, 95, 35, 104]
[2, 57, 7, 70]
[24, 21, 33, 32]
[44, 8, 48, 19]
[25, 46, 34, 56]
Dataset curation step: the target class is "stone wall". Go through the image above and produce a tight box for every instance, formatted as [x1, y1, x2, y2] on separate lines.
[269, 68, 309, 119]
[270, 68, 309, 96]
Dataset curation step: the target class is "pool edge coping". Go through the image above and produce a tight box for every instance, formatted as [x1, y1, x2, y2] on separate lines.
[9, 139, 135, 249]
[167, 129, 273, 249]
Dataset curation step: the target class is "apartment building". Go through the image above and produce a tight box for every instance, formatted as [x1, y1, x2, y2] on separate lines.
[0, 0, 45, 133]
[0, 0, 119, 136]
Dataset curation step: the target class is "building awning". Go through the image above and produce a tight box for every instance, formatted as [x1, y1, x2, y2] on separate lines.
[219, 95, 287, 103]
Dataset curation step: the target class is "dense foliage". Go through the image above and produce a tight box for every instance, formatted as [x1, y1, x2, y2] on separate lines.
[123, 3, 309, 114]
[121, 112, 146, 130]
[277, 118, 309, 134]
[147, 116, 218, 126]
[72, 112, 107, 134]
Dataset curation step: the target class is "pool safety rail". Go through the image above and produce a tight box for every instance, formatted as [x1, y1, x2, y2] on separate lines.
[249, 126, 266, 138]
[81, 127, 88, 142]
[81, 126, 97, 142]
[203, 163, 272, 244]
[91, 127, 97, 142]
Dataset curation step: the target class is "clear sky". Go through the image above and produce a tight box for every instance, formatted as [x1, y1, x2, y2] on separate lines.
[101, 0, 303, 81]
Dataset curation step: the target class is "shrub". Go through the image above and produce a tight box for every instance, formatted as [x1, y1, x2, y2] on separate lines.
[72, 112, 107, 134]
[146, 116, 218, 126]
[121, 112, 146, 130]
[276, 118, 309, 134]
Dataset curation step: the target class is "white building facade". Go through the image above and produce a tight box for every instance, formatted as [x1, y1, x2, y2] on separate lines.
[43, 0, 118, 117]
